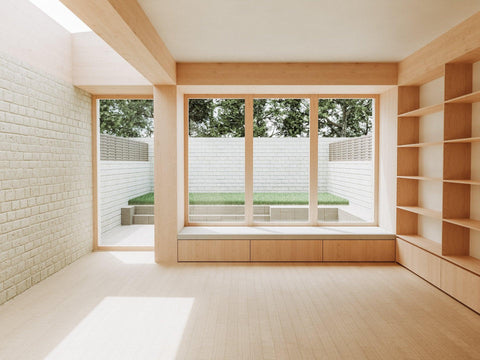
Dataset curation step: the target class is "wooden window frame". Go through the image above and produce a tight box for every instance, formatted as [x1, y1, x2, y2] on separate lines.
[184, 93, 380, 227]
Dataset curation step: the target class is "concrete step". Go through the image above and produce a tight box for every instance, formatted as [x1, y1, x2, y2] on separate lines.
[132, 214, 154, 225]
[134, 205, 154, 215]
[188, 214, 271, 222]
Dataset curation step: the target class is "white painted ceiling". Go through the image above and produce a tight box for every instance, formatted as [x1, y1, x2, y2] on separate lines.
[138, 0, 480, 62]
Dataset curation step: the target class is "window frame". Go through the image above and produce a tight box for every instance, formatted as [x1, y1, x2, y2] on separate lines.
[184, 94, 379, 227]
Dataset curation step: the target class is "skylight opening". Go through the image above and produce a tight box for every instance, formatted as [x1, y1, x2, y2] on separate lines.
[30, 0, 92, 33]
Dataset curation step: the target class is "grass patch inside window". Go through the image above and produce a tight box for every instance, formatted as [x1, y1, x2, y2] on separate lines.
[129, 192, 349, 205]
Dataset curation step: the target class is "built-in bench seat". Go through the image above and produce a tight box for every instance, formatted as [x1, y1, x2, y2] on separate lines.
[177, 227, 395, 262]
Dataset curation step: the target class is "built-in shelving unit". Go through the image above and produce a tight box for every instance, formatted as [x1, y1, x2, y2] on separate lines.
[396, 63, 480, 311]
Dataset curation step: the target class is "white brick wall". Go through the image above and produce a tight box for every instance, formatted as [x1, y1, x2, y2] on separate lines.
[0, 52, 92, 305]
[327, 161, 374, 221]
[187, 137, 373, 221]
[188, 137, 347, 193]
[99, 138, 153, 235]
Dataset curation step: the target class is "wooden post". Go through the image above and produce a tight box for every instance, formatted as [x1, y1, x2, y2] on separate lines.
[154, 85, 178, 262]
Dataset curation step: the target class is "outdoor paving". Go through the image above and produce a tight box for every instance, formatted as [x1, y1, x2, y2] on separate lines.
[100, 225, 154, 246]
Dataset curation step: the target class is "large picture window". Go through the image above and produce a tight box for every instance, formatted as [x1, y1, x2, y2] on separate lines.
[185, 95, 376, 226]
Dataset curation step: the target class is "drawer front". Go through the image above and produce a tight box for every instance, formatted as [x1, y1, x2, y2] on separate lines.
[396, 239, 441, 287]
[178, 240, 250, 262]
[323, 239, 395, 262]
[441, 260, 480, 313]
[251, 240, 323, 262]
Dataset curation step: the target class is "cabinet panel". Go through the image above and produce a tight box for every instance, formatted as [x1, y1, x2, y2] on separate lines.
[251, 240, 322, 262]
[323, 240, 395, 262]
[178, 240, 250, 262]
[396, 239, 441, 287]
[441, 260, 480, 313]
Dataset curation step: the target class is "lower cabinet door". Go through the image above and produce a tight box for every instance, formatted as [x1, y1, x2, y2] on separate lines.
[441, 260, 480, 313]
[251, 240, 323, 262]
[323, 239, 395, 262]
[178, 240, 250, 262]
[396, 239, 441, 287]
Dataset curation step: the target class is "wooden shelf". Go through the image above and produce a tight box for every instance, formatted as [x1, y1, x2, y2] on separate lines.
[397, 206, 442, 219]
[443, 218, 480, 231]
[397, 141, 443, 148]
[397, 235, 442, 256]
[446, 90, 480, 104]
[397, 176, 442, 181]
[444, 179, 480, 185]
[443, 255, 480, 276]
[398, 103, 443, 117]
[444, 137, 480, 144]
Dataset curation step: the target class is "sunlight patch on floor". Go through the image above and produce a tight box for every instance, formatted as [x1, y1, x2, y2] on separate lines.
[46, 297, 194, 360]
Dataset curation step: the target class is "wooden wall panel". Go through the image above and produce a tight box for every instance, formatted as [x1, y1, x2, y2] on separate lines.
[441, 260, 480, 313]
[178, 240, 250, 262]
[396, 239, 441, 287]
[323, 240, 395, 262]
[251, 240, 323, 262]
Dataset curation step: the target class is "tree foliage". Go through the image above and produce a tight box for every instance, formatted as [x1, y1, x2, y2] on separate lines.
[318, 99, 372, 137]
[189, 98, 371, 138]
[100, 99, 154, 138]
[99, 98, 373, 139]
[189, 99, 245, 137]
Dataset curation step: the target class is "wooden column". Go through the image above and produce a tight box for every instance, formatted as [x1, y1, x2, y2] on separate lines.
[154, 85, 178, 262]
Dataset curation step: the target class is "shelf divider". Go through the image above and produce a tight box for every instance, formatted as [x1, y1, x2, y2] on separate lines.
[446, 90, 480, 104]
[397, 176, 442, 181]
[398, 103, 443, 117]
[396, 206, 442, 219]
[443, 218, 480, 231]
[397, 141, 443, 148]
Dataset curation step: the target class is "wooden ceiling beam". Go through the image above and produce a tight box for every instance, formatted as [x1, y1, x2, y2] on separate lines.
[60, 0, 176, 85]
[176, 62, 398, 86]
[399, 11, 480, 86]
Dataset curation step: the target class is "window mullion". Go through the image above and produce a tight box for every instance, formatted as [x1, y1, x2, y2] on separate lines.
[309, 96, 319, 225]
[245, 96, 254, 225]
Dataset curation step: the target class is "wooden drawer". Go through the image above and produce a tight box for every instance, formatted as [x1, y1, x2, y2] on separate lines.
[251, 240, 322, 262]
[396, 239, 441, 287]
[441, 260, 480, 313]
[323, 240, 395, 262]
[178, 240, 250, 262]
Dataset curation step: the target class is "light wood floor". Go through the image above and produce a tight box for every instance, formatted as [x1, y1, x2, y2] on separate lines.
[0, 252, 479, 360]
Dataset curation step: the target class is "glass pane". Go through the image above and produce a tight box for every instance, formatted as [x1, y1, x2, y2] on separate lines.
[188, 98, 245, 223]
[318, 98, 374, 223]
[253, 98, 310, 223]
[98, 99, 155, 247]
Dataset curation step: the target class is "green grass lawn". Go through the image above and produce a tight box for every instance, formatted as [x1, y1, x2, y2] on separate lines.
[129, 192, 349, 205]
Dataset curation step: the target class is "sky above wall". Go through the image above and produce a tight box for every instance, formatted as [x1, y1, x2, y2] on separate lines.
[30, 0, 91, 33]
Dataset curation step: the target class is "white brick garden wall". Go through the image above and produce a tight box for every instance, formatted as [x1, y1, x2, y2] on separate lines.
[327, 161, 374, 221]
[188, 137, 346, 193]
[99, 138, 153, 235]
[0, 52, 92, 305]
